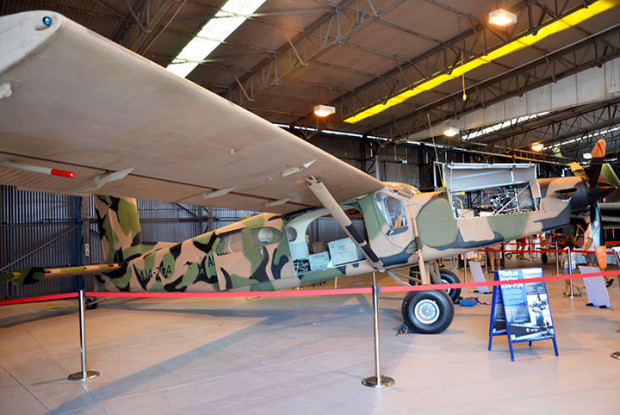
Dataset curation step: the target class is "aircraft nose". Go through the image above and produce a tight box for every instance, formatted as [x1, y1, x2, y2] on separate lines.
[589, 182, 616, 204]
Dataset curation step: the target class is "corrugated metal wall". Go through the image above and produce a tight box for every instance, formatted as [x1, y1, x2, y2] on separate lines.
[0, 187, 259, 300]
[1, 186, 85, 299]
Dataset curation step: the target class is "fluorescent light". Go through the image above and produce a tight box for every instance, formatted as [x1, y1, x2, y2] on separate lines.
[443, 126, 459, 137]
[314, 104, 336, 117]
[489, 8, 517, 26]
[343, 0, 614, 124]
[531, 142, 544, 152]
[167, 0, 266, 78]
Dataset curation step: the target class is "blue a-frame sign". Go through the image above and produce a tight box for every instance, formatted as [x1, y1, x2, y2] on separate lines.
[488, 268, 559, 361]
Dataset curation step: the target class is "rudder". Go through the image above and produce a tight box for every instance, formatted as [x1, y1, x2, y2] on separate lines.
[95, 195, 147, 262]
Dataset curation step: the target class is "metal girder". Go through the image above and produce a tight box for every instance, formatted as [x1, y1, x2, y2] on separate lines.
[223, 0, 407, 106]
[456, 99, 620, 161]
[542, 102, 620, 158]
[111, 0, 184, 54]
[332, 0, 605, 128]
[383, 25, 620, 142]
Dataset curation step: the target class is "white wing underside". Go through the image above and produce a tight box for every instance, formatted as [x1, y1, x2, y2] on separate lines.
[0, 11, 384, 214]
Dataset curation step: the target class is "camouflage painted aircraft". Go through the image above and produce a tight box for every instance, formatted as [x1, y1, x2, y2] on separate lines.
[0, 11, 614, 334]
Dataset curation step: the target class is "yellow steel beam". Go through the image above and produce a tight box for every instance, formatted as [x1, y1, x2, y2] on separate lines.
[343, 0, 619, 124]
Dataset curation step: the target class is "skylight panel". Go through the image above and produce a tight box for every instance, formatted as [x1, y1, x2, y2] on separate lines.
[167, 0, 266, 78]
[462, 112, 550, 141]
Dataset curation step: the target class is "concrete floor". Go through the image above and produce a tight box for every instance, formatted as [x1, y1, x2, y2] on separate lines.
[1, 259, 619, 415]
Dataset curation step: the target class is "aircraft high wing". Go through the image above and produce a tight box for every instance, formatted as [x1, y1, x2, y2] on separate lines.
[0, 11, 614, 335]
[0, 11, 384, 214]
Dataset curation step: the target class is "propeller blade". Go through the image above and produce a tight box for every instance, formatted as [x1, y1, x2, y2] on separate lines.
[587, 139, 605, 186]
[589, 203, 607, 270]
[590, 138, 606, 159]
[570, 162, 588, 181]
[571, 139, 606, 186]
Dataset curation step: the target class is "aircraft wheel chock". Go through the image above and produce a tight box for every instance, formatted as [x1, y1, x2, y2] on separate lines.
[401, 290, 454, 334]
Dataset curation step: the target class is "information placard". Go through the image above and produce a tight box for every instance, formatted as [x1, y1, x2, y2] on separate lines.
[488, 268, 558, 361]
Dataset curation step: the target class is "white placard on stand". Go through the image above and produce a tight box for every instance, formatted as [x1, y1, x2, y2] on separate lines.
[469, 261, 490, 293]
[577, 266, 611, 308]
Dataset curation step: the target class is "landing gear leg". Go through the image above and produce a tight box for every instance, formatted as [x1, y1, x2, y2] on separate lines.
[409, 260, 462, 303]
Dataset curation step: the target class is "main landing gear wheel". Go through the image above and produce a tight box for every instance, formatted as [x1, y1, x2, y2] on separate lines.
[401, 290, 454, 334]
[438, 269, 461, 303]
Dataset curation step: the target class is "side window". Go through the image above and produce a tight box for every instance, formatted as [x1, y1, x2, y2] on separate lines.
[215, 231, 245, 256]
[375, 194, 407, 229]
[250, 227, 283, 248]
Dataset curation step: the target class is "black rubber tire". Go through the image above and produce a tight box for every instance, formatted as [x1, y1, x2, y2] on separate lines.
[401, 290, 454, 334]
[438, 269, 461, 303]
[85, 297, 100, 310]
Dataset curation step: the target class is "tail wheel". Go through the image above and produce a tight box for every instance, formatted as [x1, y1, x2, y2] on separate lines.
[85, 297, 101, 310]
[438, 269, 461, 303]
[401, 290, 454, 334]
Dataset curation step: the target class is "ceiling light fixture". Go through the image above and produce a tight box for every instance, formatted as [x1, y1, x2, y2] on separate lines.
[343, 0, 615, 124]
[531, 142, 544, 152]
[489, 8, 517, 26]
[443, 127, 459, 137]
[314, 104, 336, 117]
[166, 0, 266, 78]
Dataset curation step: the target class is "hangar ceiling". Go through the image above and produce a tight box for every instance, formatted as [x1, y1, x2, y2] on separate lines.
[2, 0, 619, 163]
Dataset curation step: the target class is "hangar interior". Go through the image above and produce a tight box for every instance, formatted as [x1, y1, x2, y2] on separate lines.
[0, 1, 619, 414]
[2, 0, 619, 299]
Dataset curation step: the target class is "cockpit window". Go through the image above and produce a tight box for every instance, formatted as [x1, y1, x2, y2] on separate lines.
[215, 231, 245, 256]
[250, 227, 283, 248]
[375, 194, 407, 229]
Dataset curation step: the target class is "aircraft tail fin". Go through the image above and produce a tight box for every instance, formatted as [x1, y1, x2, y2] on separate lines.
[95, 195, 155, 263]
[1, 197, 155, 285]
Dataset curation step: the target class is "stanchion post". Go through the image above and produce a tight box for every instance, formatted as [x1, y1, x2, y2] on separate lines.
[464, 259, 468, 283]
[567, 247, 575, 298]
[484, 252, 488, 273]
[362, 284, 394, 388]
[555, 241, 559, 276]
[68, 290, 99, 381]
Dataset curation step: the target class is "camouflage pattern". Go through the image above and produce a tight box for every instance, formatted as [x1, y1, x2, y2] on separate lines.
[0, 263, 122, 285]
[89, 174, 596, 293]
[95, 195, 173, 262]
[414, 176, 587, 261]
[2, 173, 606, 293]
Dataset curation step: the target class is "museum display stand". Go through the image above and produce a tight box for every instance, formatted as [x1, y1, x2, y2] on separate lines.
[488, 268, 559, 361]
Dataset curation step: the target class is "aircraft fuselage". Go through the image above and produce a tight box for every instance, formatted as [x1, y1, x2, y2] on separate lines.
[97, 175, 586, 293]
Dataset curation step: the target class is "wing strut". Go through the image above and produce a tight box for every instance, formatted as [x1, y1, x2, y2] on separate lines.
[306, 176, 384, 271]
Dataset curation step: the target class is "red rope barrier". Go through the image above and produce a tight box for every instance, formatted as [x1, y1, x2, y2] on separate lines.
[2, 270, 618, 306]
[0, 292, 78, 306]
[84, 287, 371, 299]
[480, 247, 611, 254]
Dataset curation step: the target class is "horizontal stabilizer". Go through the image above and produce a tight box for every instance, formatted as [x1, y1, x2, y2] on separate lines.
[1, 263, 122, 285]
